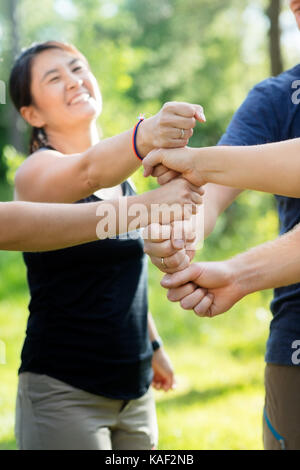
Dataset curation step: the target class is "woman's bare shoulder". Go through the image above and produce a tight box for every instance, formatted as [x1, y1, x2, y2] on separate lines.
[16, 148, 61, 178]
[14, 148, 63, 199]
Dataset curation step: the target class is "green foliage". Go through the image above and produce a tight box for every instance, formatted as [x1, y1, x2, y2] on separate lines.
[2, 146, 25, 186]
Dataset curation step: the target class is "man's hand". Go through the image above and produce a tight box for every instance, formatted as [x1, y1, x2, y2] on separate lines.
[152, 348, 176, 392]
[161, 261, 244, 317]
[143, 147, 206, 187]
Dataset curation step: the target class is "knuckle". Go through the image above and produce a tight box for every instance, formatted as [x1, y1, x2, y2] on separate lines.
[163, 102, 172, 112]
[167, 290, 176, 302]
[181, 179, 190, 191]
[143, 244, 152, 255]
[176, 178, 184, 190]
[166, 267, 177, 274]
[184, 104, 193, 115]
[180, 299, 190, 310]
[157, 176, 166, 185]
[164, 243, 174, 257]
[194, 307, 202, 317]
[183, 208, 192, 219]
[184, 190, 192, 202]
[154, 259, 162, 268]
[177, 261, 189, 273]
[152, 168, 162, 178]
[168, 255, 181, 268]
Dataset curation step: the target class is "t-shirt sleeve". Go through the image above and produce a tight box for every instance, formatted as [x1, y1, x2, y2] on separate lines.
[218, 80, 281, 147]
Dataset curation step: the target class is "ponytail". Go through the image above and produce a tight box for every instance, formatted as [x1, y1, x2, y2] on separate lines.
[29, 127, 48, 154]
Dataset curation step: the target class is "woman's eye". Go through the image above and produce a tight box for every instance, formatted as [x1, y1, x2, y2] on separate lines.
[49, 76, 60, 82]
[72, 66, 82, 72]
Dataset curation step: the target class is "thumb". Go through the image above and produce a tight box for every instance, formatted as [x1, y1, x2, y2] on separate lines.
[193, 105, 206, 123]
[143, 149, 163, 177]
[192, 261, 231, 289]
[171, 220, 196, 250]
[161, 263, 203, 288]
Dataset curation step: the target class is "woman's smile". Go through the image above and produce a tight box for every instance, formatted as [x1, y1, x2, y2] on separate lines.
[69, 92, 91, 106]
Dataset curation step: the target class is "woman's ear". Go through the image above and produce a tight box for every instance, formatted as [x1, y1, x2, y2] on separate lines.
[20, 105, 45, 128]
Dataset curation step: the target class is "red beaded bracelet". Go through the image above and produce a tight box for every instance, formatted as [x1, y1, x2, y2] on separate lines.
[132, 115, 145, 161]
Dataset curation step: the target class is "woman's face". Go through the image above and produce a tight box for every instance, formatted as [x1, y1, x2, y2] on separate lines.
[26, 48, 102, 131]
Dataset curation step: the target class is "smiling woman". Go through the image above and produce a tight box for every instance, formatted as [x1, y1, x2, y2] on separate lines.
[8, 40, 205, 450]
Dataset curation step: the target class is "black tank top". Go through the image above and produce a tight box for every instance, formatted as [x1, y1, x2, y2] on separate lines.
[19, 181, 153, 400]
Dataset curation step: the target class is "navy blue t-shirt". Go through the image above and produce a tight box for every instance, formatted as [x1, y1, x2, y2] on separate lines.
[219, 64, 300, 366]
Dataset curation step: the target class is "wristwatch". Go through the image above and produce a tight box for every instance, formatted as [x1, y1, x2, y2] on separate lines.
[151, 337, 163, 352]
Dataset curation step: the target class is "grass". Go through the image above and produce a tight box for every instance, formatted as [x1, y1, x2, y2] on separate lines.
[155, 343, 266, 450]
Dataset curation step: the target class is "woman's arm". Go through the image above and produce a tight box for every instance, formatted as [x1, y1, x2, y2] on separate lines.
[143, 138, 300, 198]
[0, 201, 101, 251]
[148, 312, 176, 391]
[15, 102, 205, 203]
[0, 178, 202, 252]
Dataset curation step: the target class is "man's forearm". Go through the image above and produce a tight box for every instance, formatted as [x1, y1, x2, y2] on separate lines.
[228, 224, 300, 296]
[197, 139, 300, 198]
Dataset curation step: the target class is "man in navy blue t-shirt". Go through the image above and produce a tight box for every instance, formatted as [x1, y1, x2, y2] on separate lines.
[143, 0, 300, 451]
[214, 2, 300, 449]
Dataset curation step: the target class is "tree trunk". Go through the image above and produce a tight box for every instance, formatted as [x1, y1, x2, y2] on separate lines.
[8, 0, 24, 152]
[267, 0, 284, 76]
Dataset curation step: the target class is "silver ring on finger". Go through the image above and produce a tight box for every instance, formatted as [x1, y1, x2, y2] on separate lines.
[161, 257, 167, 269]
[180, 128, 185, 139]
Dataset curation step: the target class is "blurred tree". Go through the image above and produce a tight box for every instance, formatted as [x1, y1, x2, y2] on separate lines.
[0, 0, 25, 183]
[267, 0, 283, 75]
[8, 0, 24, 153]
[0, 1, 10, 181]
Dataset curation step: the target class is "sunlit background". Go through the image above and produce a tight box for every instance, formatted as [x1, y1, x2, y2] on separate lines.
[0, 0, 298, 450]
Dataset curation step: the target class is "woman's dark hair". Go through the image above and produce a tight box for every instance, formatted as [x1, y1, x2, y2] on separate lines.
[9, 41, 88, 154]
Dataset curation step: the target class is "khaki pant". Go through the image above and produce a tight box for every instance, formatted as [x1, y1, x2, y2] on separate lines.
[15, 372, 158, 450]
[263, 364, 300, 450]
